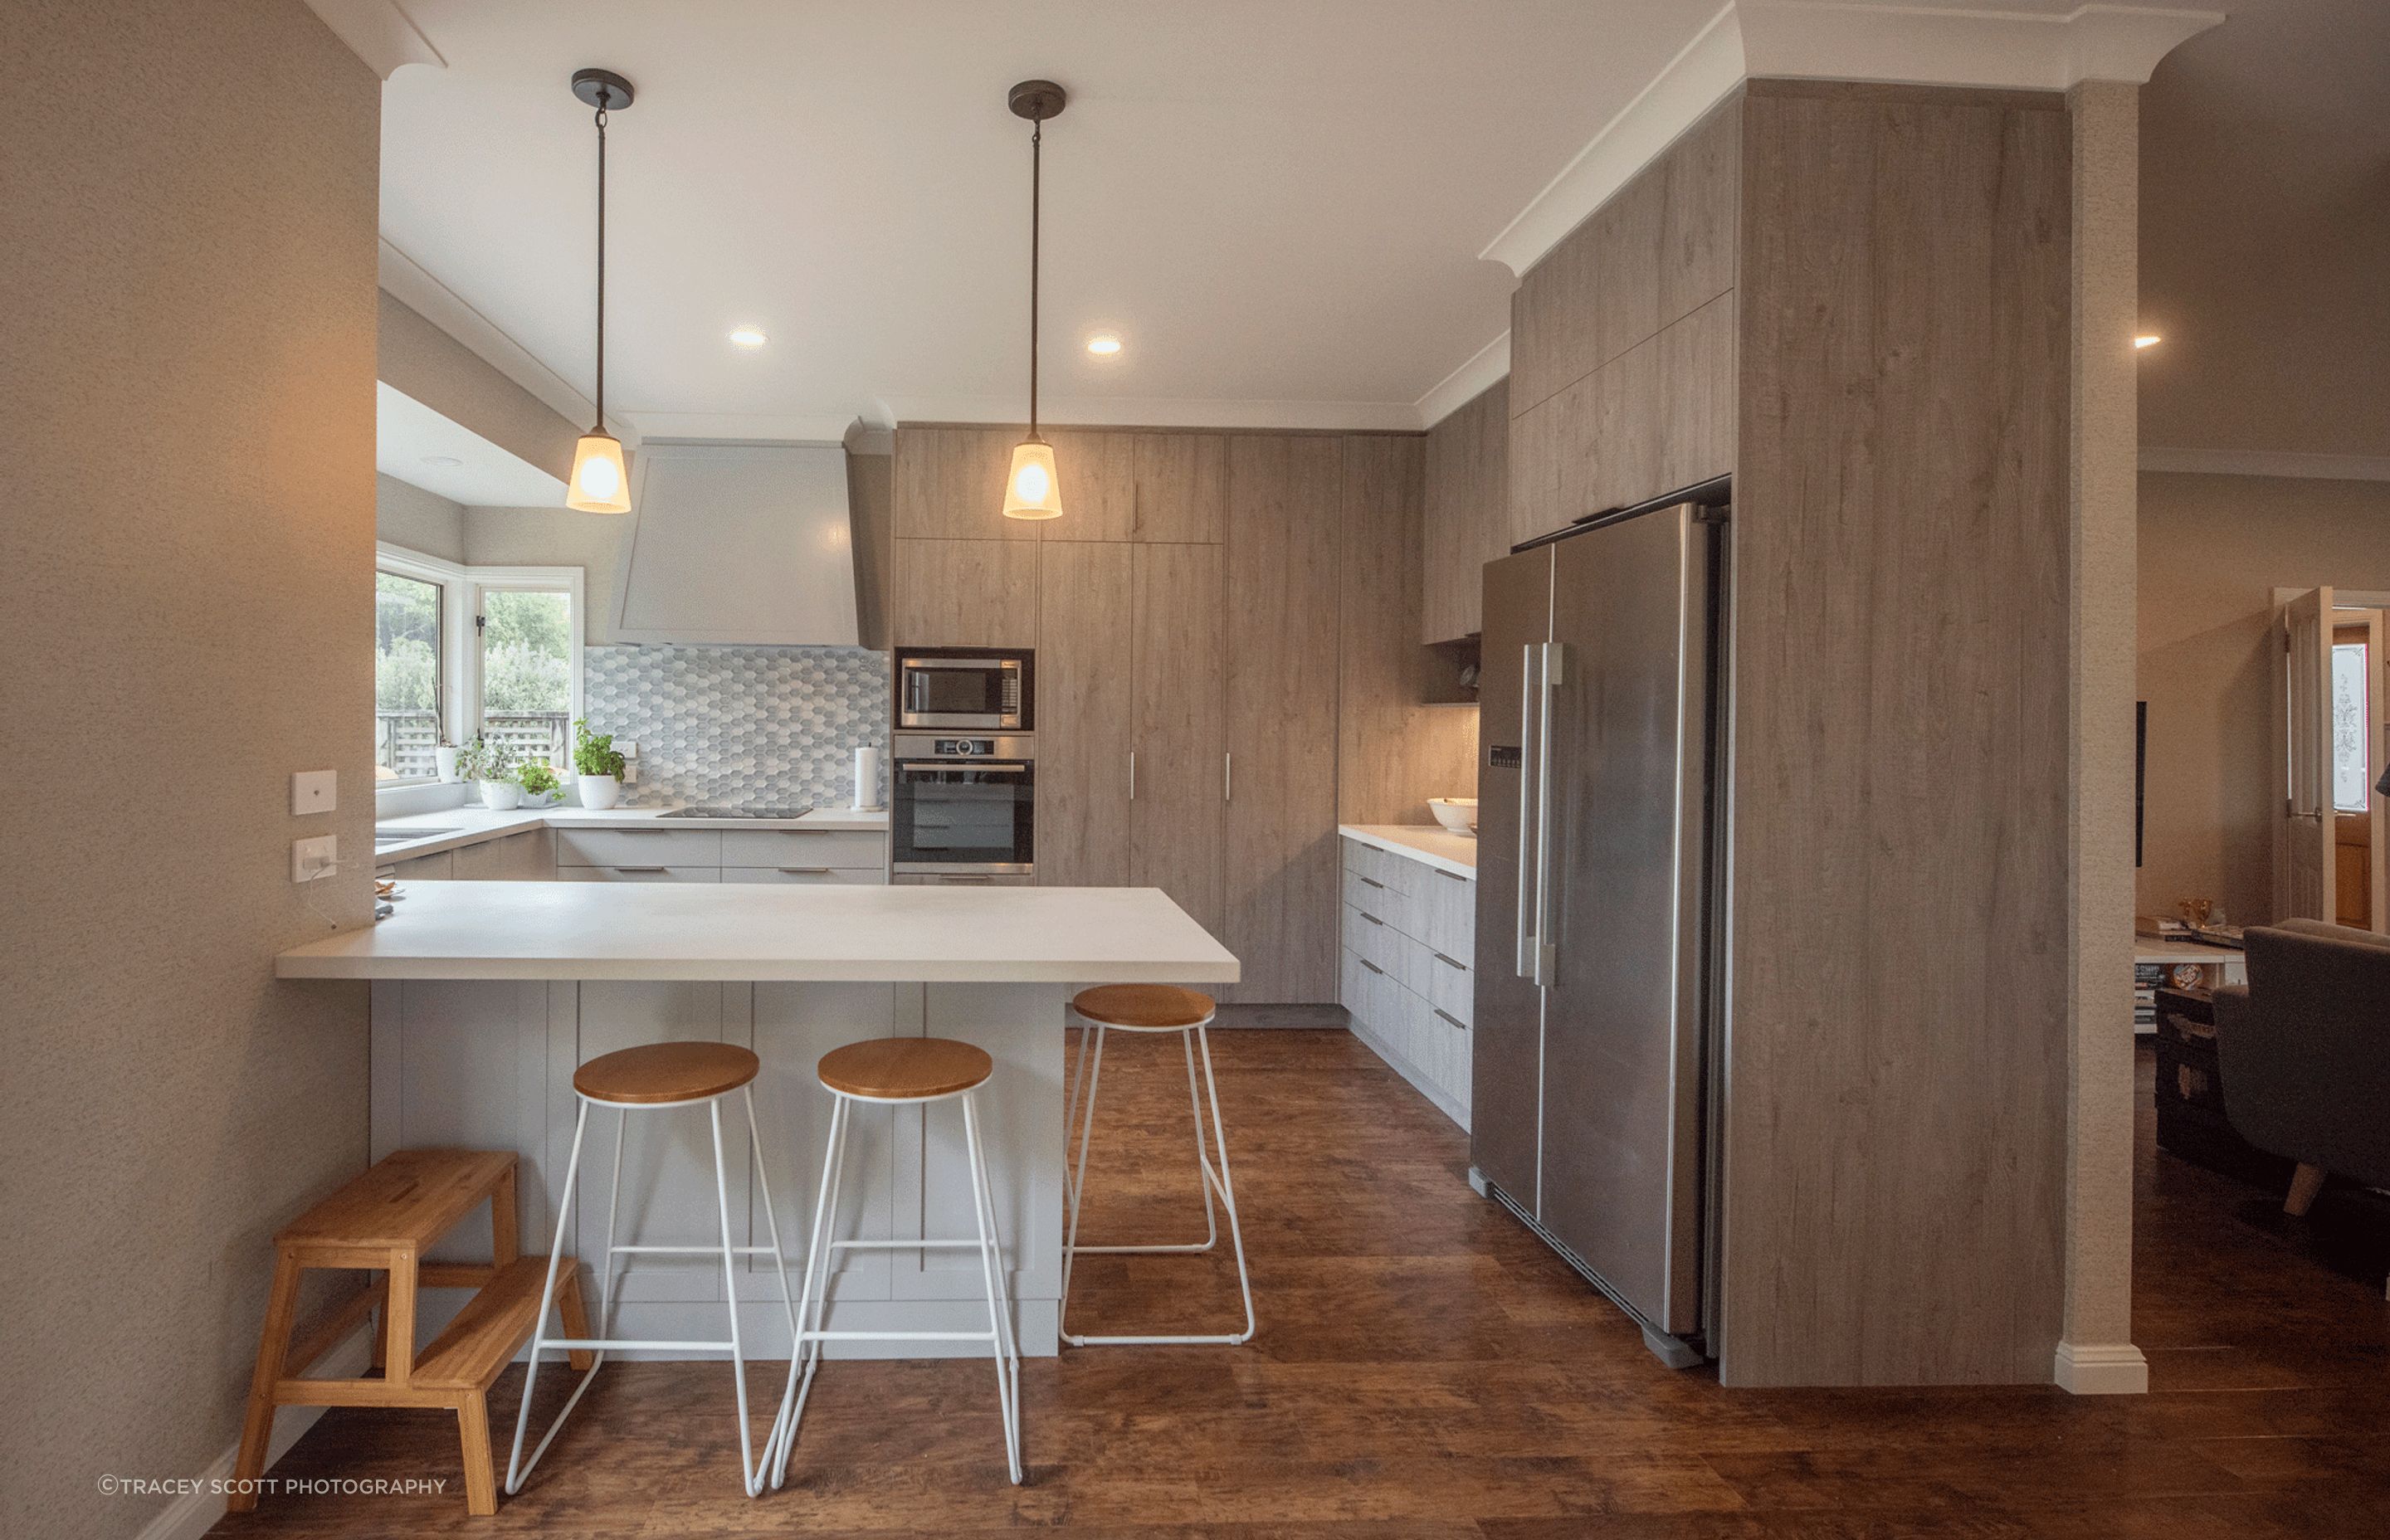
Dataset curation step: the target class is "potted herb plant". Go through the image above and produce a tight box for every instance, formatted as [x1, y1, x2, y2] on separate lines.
[459, 735, 521, 810]
[515, 760, 562, 808]
[573, 718, 626, 810]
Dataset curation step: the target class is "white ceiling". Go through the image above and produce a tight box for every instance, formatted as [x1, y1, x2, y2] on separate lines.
[378, 0, 1722, 433]
[369, 1, 2226, 437]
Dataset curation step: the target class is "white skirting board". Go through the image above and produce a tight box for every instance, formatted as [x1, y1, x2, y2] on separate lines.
[133, 1323, 373, 1540]
[2053, 1340, 2149, 1394]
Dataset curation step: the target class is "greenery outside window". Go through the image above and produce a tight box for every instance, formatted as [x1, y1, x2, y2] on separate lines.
[375, 543, 584, 787]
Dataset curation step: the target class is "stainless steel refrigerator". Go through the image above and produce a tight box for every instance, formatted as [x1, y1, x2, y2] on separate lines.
[1471, 485, 1729, 1368]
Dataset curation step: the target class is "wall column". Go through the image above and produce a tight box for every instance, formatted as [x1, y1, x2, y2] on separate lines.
[2058, 77, 2148, 1396]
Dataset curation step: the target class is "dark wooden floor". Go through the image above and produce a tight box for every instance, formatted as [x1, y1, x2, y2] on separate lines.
[210, 1032, 2390, 1538]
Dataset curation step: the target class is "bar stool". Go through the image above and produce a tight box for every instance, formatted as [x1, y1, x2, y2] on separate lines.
[506, 1041, 800, 1499]
[1061, 985, 1255, 1346]
[773, 1036, 1021, 1488]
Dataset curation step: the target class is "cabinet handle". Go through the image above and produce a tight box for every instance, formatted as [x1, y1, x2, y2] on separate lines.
[1435, 869, 1466, 882]
[940, 874, 993, 884]
[1129, 751, 1136, 801]
[1358, 875, 1385, 889]
[1361, 912, 1384, 927]
[1359, 958, 1384, 976]
[614, 828, 666, 835]
[1434, 1006, 1466, 1031]
[612, 865, 668, 874]
[1432, 951, 1466, 971]
[1224, 751, 1232, 802]
[777, 866, 832, 875]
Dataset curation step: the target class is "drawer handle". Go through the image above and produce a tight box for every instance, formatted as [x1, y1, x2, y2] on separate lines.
[1360, 912, 1384, 926]
[1432, 952, 1466, 971]
[613, 865, 668, 874]
[1359, 958, 1384, 976]
[613, 828, 667, 835]
[1436, 869, 1466, 882]
[1358, 875, 1385, 889]
[1434, 1007, 1466, 1030]
[777, 866, 832, 875]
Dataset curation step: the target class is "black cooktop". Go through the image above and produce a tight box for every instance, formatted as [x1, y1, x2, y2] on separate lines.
[656, 804, 816, 820]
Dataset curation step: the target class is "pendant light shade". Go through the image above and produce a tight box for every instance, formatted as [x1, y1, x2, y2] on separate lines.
[1002, 80, 1068, 522]
[566, 67, 635, 514]
[568, 431, 631, 514]
[1003, 439, 1063, 519]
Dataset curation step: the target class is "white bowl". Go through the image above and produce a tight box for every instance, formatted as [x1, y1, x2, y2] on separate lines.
[1427, 797, 1478, 834]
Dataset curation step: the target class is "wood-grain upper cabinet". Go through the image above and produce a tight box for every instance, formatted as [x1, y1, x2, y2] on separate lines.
[1221, 435, 1343, 1002]
[891, 538, 1038, 649]
[1128, 543, 1226, 936]
[894, 426, 1031, 540]
[1131, 433, 1227, 543]
[1034, 541, 1133, 888]
[1042, 429, 1136, 541]
[1422, 378, 1509, 642]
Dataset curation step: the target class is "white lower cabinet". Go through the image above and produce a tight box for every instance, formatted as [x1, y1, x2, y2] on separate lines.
[383, 819, 892, 885]
[1338, 835, 1474, 1129]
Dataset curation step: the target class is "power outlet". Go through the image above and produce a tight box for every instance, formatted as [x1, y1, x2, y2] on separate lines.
[292, 768, 337, 815]
[292, 835, 338, 883]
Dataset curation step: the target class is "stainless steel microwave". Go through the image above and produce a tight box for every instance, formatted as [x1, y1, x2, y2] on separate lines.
[894, 647, 1032, 732]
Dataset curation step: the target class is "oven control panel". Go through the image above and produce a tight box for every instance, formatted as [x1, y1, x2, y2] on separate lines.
[933, 738, 997, 757]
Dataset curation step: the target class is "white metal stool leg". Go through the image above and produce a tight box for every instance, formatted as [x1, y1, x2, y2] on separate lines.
[769, 1094, 847, 1489]
[1060, 1019, 1256, 1347]
[507, 1087, 801, 1499]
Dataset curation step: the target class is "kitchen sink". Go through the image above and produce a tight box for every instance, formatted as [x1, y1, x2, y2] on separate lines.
[375, 825, 460, 846]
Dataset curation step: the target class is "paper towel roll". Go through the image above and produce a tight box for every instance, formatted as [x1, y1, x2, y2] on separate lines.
[853, 745, 881, 811]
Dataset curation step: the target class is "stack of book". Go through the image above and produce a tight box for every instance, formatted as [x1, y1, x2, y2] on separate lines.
[2134, 961, 2163, 1032]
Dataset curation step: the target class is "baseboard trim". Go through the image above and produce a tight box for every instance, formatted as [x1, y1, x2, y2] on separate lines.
[2053, 1340, 2149, 1395]
[135, 1323, 374, 1540]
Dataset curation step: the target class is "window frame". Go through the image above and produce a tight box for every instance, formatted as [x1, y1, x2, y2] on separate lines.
[375, 542, 585, 786]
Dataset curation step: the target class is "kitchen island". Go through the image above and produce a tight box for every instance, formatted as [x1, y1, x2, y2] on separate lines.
[277, 882, 1237, 1357]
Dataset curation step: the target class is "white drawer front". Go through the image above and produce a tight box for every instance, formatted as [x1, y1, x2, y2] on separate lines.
[553, 827, 724, 868]
[1343, 865, 1420, 942]
[554, 864, 722, 883]
[1421, 943, 1472, 1026]
[1422, 866, 1475, 958]
[1342, 900, 1412, 988]
[720, 865, 885, 885]
[719, 830, 887, 870]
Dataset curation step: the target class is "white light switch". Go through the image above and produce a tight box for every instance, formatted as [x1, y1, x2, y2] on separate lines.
[616, 740, 640, 757]
[292, 769, 337, 815]
[292, 835, 337, 883]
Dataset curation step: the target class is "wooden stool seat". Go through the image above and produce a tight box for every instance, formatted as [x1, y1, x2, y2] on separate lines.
[573, 1040, 760, 1104]
[817, 1036, 993, 1101]
[1071, 983, 1217, 1031]
[230, 1149, 587, 1518]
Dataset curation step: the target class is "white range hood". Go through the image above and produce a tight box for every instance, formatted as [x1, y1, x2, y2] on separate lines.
[609, 441, 861, 646]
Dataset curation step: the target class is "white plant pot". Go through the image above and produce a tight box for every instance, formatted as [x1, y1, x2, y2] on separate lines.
[477, 780, 523, 811]
[577, 774, 622, 810]
[435, 746, 463, 782]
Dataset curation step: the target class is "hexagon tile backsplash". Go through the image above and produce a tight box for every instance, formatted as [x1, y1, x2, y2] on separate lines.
[583, 645, 887, 808]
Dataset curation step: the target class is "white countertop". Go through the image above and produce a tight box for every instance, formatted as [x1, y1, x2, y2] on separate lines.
[1339, 824, 1478, 879]
[278, 880, 1240, 984]
[373, 803, 889, 862]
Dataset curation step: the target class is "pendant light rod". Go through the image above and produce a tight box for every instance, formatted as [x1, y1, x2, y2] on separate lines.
[1008, 80, 1065, 441]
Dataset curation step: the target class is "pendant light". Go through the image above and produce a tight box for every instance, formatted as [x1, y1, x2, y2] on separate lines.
[1002, 80, 1067, 520]
[566, 68, 634, 514]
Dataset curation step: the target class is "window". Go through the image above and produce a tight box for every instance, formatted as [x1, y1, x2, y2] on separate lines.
[373, 544, 584, 786]
[2333, 641, 2370, 812]
[375, 568, 443, 782]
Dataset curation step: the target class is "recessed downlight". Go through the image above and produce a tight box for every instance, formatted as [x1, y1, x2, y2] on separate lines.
[1085, 333, 1122, 357]
[729, 326, 768, 349]
[2134, 334, 2162, 349]
[421, 455, 464, 467]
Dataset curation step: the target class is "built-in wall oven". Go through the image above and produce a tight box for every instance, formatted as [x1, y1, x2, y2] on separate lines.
[895, 646, 1032, 732]
[890, 733, 1035, 878]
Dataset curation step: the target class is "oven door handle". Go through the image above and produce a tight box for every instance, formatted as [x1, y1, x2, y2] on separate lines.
[900, 762, 1029, 776]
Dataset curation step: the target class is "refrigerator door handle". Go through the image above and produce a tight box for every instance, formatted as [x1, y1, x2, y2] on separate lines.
[1531, 641, 1563, 987]
[1515, 642, 1543, 978]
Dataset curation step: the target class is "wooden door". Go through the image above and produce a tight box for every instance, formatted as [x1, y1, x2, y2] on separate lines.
[1129, 543, 1226, 936]
[1042, 430, 1136, 541]
[2275, 587, 2337, 921]
[891, 538, 1039, 650]
[893, 426, 1031, 540]
[1422, 379, 1507, 644]
[1222, 435, 1343, 1001]
[1132, 433, 1227, 543]
[1036, 542, 1133, 887]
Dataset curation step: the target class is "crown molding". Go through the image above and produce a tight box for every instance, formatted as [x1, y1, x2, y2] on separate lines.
[1480, 2, 2221, 280]
[302, 0, 443, 80]
[2141, 446, 2390, 483]
[1416, 332, 1514, 430]
[377, 238, 617, 438]
[628, 413, 862, 446]
[870, 395, 1425, 434]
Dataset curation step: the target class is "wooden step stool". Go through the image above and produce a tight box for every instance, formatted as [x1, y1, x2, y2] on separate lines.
[228, 1148, 590, 1517]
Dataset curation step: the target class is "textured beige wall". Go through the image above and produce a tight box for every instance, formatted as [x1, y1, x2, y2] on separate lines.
[0, 4, 379, 1536]
[2136, 471, 2390, 925]
[376, 473, 467, 563]
[2061, 79, 2142, 1386]
[378, 290, 583, 483]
